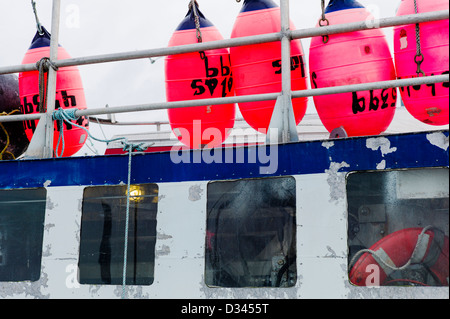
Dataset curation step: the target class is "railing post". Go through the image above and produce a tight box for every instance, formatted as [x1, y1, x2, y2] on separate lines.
[43, 0, 61, 158]
[278, 0, 298, 143]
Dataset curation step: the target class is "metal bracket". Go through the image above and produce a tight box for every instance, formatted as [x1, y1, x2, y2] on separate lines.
[18, 115, 51, 160]
[329, 126, 348, 139]
[266, 95, 299, 144]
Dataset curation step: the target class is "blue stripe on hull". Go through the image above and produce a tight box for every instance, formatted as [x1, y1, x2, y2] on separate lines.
[0, 131, 448, 189]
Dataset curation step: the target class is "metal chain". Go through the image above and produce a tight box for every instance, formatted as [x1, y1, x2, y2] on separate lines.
[319, 0, 330, 44]
[414, 0, 426, 77]
[189, 0, 203, 43]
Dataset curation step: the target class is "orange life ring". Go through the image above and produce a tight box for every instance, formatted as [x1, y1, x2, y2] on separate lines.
[349, 227, 449, 286]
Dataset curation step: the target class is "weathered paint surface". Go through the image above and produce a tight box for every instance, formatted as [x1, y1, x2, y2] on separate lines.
[0, 131, 448, 299]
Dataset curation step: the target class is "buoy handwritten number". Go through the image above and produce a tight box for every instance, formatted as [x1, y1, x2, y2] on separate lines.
[190, 55, 234, 98]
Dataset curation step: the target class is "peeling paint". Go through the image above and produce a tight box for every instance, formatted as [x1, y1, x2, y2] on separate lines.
[376, 159, 386, 170]
[426, 132, 449, 151]
[366, 137, 397, 157]
[44, 223, 55, 234]
[188, 185, 204, 202]
[46, 197, 56, 210]
[43, 180, 52, 188]
[325, 246, 337, 258]
[42, 244, 52, 258]
[114, 286, 150, 299]
[0, 267, 50, 299]
[156, 244, 171, 257]
[157, 233, 173, 240]
[322, 141, 334, 149]
[200, 277, 300, 299]
[326, 161, 350, 203]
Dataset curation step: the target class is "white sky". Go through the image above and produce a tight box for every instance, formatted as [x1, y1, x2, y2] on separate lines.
[0, 0, 403, 155]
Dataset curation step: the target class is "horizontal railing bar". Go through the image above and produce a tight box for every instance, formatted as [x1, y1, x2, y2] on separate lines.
[88, 117, 252, 126]
[1, 74, 448, 123]
[291, 9, 449, 40]
[0, 10, 447, 76]
[292, 74, 449, 98]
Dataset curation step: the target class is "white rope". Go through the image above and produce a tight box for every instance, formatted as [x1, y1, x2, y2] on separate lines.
[350, 226, 434, 272]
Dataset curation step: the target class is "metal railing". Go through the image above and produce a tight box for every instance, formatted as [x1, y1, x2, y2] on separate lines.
[0, 0, 448, 158]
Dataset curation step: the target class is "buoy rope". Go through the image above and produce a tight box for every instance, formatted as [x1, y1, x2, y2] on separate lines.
[36, 57, 59, 114]
[121, 143, 133, 299]
[319, 0, 330, 44]
[52, 108, 149, 157]
[188, 0, 203, 43]
[0, 110, 21, 160]
[31, 0, 44, 35]
[349, 226, 434, 273]
[413, 0, 426, 77]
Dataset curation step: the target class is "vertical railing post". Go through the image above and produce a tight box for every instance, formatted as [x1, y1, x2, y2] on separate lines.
[279, 0, 298, 143]
[267, 0, 299, 144]
[43, 0, 61, 158]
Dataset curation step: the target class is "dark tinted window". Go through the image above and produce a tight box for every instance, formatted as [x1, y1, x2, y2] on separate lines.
[0, 188, 46, 282]
[206, 177, 297, 288]
[347, 168, 449, 287]
[79, 184, 158, 285]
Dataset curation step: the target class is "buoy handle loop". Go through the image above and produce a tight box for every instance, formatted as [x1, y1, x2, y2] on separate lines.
[414, 53, 426, 77]
[319, 18, 330, 27]
[319, 0, 330, 44]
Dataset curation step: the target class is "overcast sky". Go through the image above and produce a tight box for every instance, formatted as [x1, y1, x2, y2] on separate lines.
[0, 0, 403, 155]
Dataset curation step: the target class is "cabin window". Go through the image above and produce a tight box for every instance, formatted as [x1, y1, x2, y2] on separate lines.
[347, 168, 449, 287]
[205, 176, 297, 288]
[0, 188, 46, 282]
[78, 184, 158, 286]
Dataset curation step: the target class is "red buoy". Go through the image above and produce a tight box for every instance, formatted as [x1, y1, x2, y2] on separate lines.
[309, 0, 397, 137]
[19, 27, 89, 157]
[230, 0, 308, 133]
[394, 0, 449, 125]
[165, 3, 235, 149]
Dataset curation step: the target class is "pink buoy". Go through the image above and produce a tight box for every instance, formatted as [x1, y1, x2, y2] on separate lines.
[19, 26, 89, 157]
[230, 0, 308, 133]
[165, 3, 235, 149]
[394, 0, 449, 125]
[309, 0, 397, 137]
